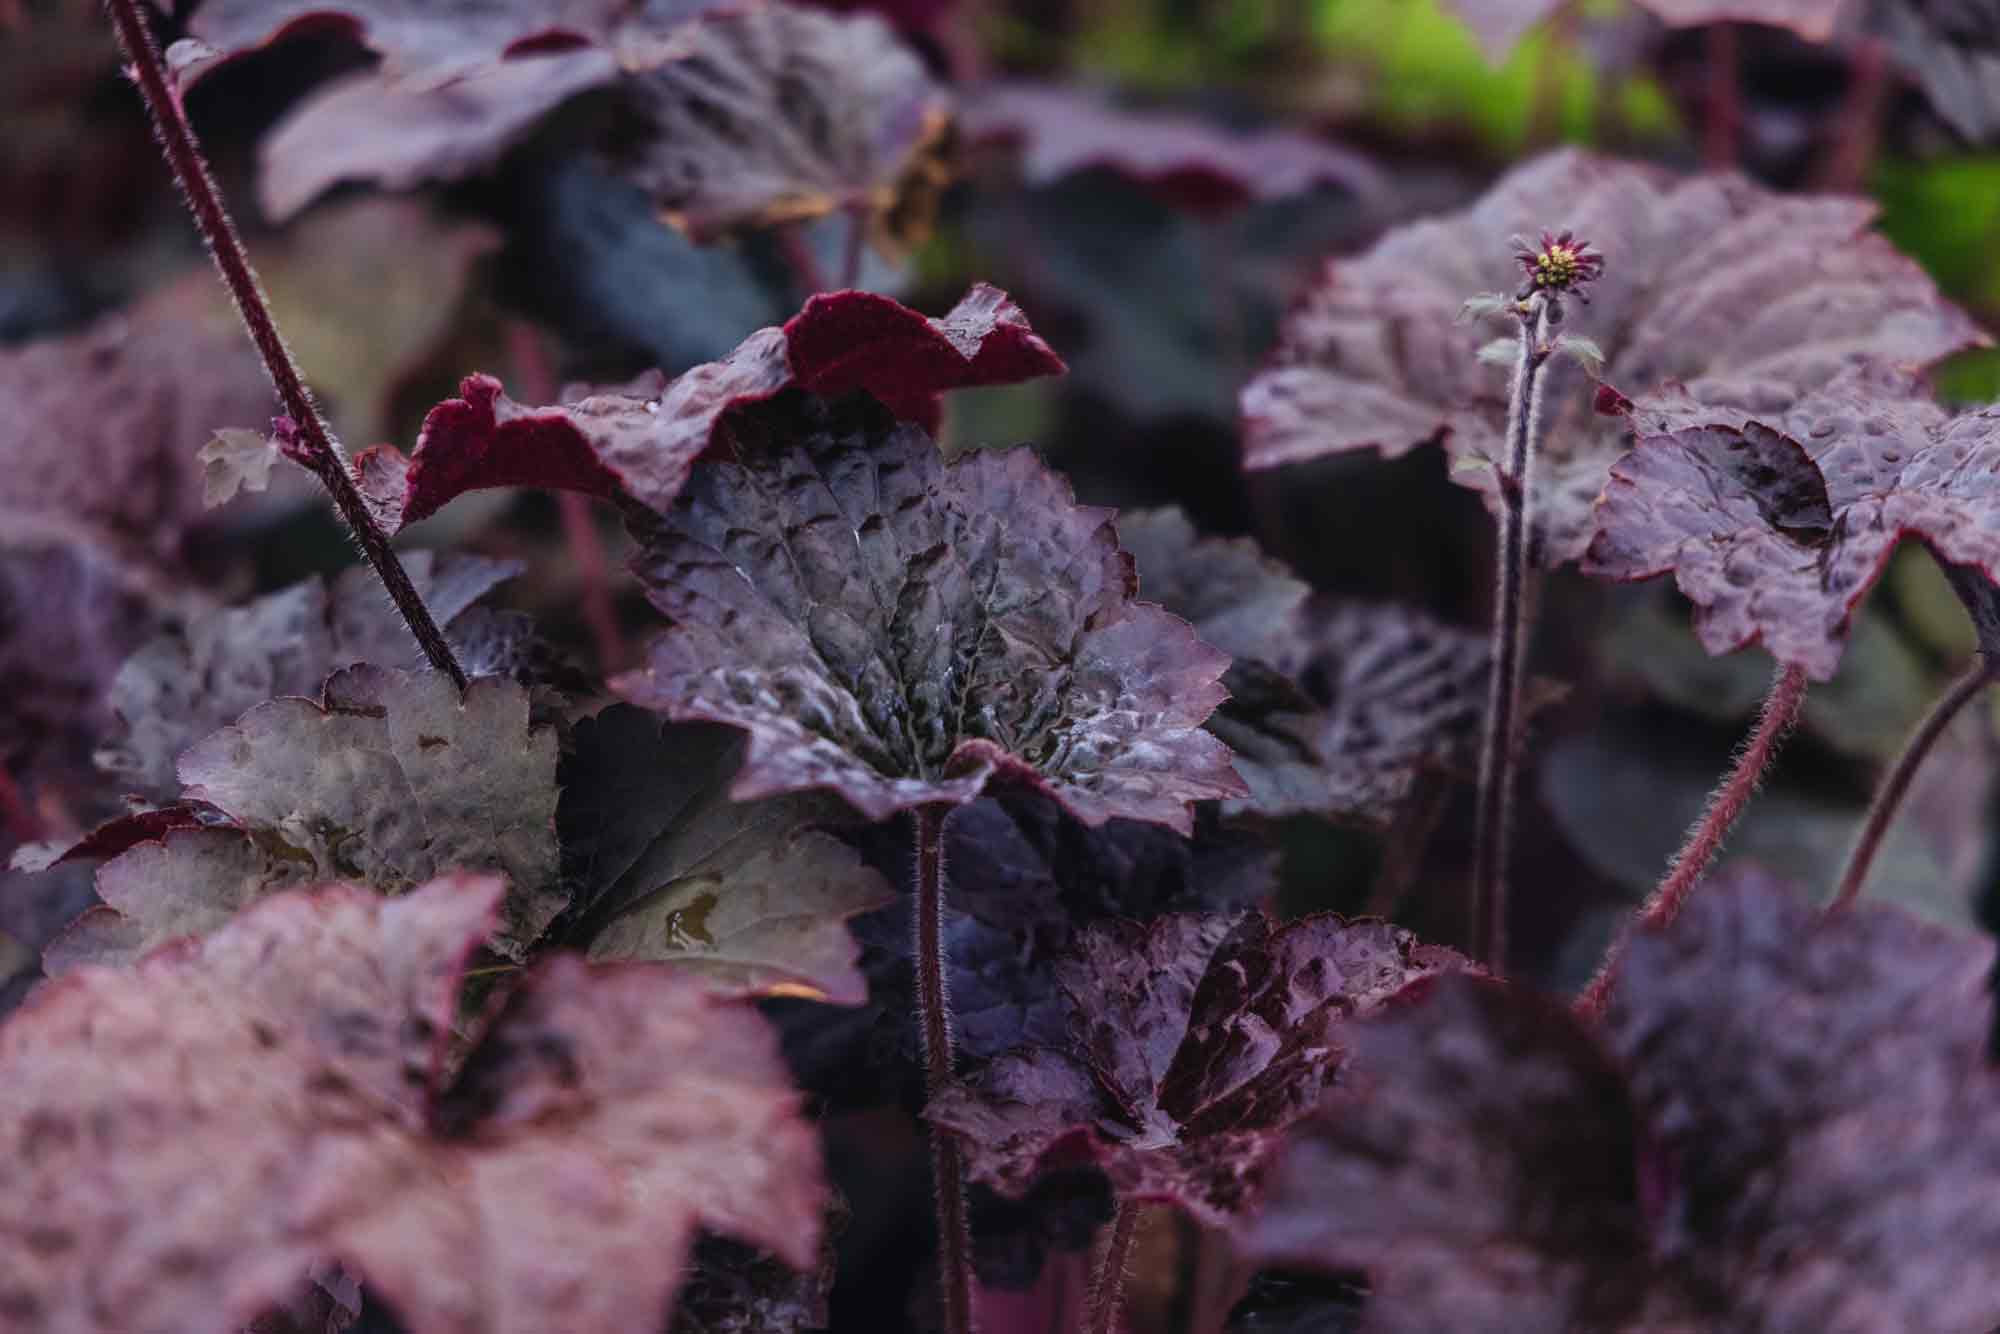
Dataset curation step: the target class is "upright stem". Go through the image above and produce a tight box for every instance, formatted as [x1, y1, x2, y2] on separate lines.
[839, 204, 868, 291]
[1703, 22, 1740, 169]
[1471, 296, 1551, 971]
[1831, 654, 1996, 912]
[1576, 661, 1808, 1018]
[104, 0, 466, 689]
[1084, 1200, 1138, 1334]
[915, 803, 975, 1334]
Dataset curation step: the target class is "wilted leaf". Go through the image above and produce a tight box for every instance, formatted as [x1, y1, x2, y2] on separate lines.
[1587, 364, 2000, 678]
[562, 706, 893, 1003]
[1240, 149, 1986, 566]
[0, 875, 826, 1334]
[1243, 871, 2000, 1332]
[164, 665, 563, 958]
[198, 428, 283, 508]
[928, 912, 1464, 1224]
[96, 554, 519, 801]
[616, 391, 1243, 830]
[964, 84, 1384, 218]
[362, 285, 1060, 532]
[1118, 508, 1489, 823]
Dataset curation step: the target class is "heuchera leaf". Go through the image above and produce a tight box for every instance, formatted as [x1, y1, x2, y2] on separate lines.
[1240, 148, 1986, 566]
[163, 665, 565, 959]
[1119, 509, 1490, 822]
[1586, 364, 2000, 679]
[927, 912, 1465, 1225]
[962, 84, 1385, 218]
[561, 706, 893, 1004]
[1243, 868, 2000, 1331]
[96, 554, 520, 801]
[360, 284, 1060, 533]
[615, 391, 1244, 831]
[249, 1, 952, 251]
[0, 875, 826, 1334]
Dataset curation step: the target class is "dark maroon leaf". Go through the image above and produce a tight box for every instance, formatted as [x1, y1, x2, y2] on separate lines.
[252, 1, 953, 255]
[963, 84, 1384, 218]
[1240, 149, 1986, 566]
[97, 554, 520, 801]
[1118, 509, 1490, 822]
[361, 285, 1059, 532]
[785, 285, 1066, 430]
[1242, 870, 2000, 1332]
[616, 392, 1243, 831]
[1586, 365, 2000, 678]
[928, 912, 1465, 1224]
[0, 875, 826, 1334]
[561, 706, 892, 1004]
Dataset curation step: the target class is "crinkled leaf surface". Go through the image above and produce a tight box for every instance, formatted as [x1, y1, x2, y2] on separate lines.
[964, 84, 1384, 217]
[616, 391, 1243, 830]
[362, 285, 1059, 532]
[777, 788, 1275, 1107]
[562, 706, 892, 1003]
[1586, 365, 2000, 679]
[96, 554, 519, 801]
[1243, 871, 2000, 1332]
[1240, 149, 1985, 566]
[1120, 509, 1488, 822]
[167, 665, 563, 959]
[928, 912, 1464, 1224]
[0, 875, 825, 1334]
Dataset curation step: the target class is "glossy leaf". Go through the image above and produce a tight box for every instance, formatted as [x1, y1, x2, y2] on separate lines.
[616, 392, 1244, 831]
[562, 706, 892, 1003]
[928, 912, 1464, 1224]
[1240, 149, 1986, 566]
[0, 875, 825, 1334]
[1587, 365, 2000, 678]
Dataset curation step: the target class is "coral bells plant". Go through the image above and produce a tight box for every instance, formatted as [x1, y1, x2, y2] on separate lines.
[8, 1, 2000, 1333]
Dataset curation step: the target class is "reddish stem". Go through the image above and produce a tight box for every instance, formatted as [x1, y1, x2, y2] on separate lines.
[1831, 655, 1995, 913]
[915, 804, 975, 1334]
[778, 224, 831, 301]
[1084, 1200, 1138, 1334]
[1816, 35, 1888, 193]
[103, 0, 465, 689]
[1576, 661, 1808, 1018]
[839, 204, 868, 291]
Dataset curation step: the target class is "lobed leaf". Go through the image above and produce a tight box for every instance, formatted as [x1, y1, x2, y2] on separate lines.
[0, 875, 825, 1334]
[928, 912, 1465, 1225]
[1586, 364, 2000, 678]
[1240, 149, 1986, 567]
[616, 392, 1243, 830]
[963, 83, 1384, 217]
[562, 706, 892, 1004]
[1242, 869, 2000, 1332]
[362, 285, 1060, 532]
[96, 554, 520, 801]
[1119, 509, 1489, 822]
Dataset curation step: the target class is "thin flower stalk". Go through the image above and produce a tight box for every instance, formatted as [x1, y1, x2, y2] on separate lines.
[103, 0, 467, 689]
[914, 803, 976, 1334]
[1085, 1200, 1139, 1334]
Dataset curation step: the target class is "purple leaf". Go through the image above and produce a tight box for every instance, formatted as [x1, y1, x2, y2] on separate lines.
[96, 554, 520, 801]
[1586, 364, 2000, 677]
[0, 875, 826, 1334]
[928, 912, 1466, 1224]
[1242, 870, 2000, 1331]
[561, 707, 893, 1004]
[1118, 509, 1490, 822]
[615, 393, 1243, 831]
[363, 285, 1059, 532]
[963, 83, 1384, 218]
[1240, 148, 1986, 567]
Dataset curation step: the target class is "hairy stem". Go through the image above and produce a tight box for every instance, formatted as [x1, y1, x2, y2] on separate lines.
[1085, 1200, 1138, 1334]
[915, 803, 975, 1334]
[1576, 661, 1809, 1018]
[104, 0, 466, 689]
[1832, 654, 1996, 912]
[1471, 296, 1551, 971]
